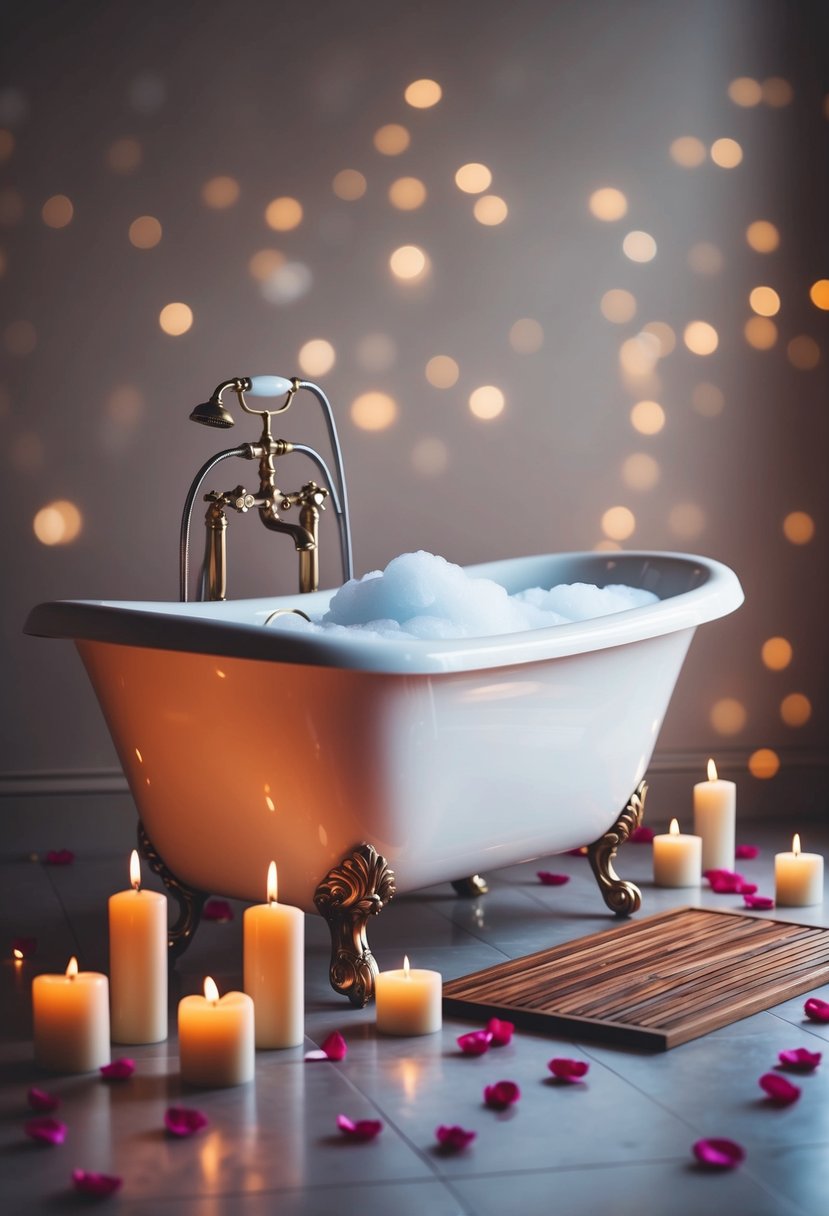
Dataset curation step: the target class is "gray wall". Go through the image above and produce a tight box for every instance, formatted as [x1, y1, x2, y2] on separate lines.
[2, 0, 827, 813]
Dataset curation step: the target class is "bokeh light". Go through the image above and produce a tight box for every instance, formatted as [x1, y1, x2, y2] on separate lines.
[710, 138, 743, 168]
[630, 399, 665, 435]
[780, 694, 811, 728]
[619, 333, 660, 377]
[202, 176, 240, 209]
[356, 333, 397, 372]
[669, 136, 706, 167]
[683, 320, 719, 355]
[248, 249, 285, 280]
[41, 194, 73, 228]
[600, 288, 637, 323]
[761, 637, 792, 670]
[588, 187, 627, 221]
[389, 177, 427, 210]
[621, 452, 660, 490]
[509, 318, 544, 354]
[260, 261, 312, 304]
[332, 169, 367, 201]
[128, 216, 162, 249]
[761, 77, 793, 107]
[710, 697, 747, 736]
[106, 385, 144, 426]
[373, 124, 410, 155]
[748, 748, 780, 779]
[351, 391, 398, 431]
[601, 506, 635, 541]
[389, 244, 429, 281]
[106, 137, 141, 173]
[473, 194, 508, 225]
[687, 242, 723, 275]
[787, 335, 821, 369]
[425, 355, 459, 388]
[469, 386, 505, 420]
[746, 220, 780, 252]
[668, 502, 705, 539]
[455, 163, 492, 194]
[728, 77, 762, 107]
[783, 511, 815, 544]
[642, 321, 676, 356]
[692, 382, 725, 417]
[265, 196, 303, 231]
[749, 285, 780, 316]
[622, 230, 657, 262]
[411, 437, 449, 476]
[158, 303, 193, 336]
[33, 500, 83, 545]
[809, 279, 829, 310]
[298, 339, 336, 376]
[744, 317, 777, 350]
[404, 79, 442, 108]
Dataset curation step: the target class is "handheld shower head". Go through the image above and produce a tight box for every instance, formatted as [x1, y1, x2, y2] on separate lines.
[189, 397, 236, 428]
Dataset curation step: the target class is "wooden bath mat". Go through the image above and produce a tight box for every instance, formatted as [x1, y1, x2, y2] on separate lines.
[442, 907, 829, 1050]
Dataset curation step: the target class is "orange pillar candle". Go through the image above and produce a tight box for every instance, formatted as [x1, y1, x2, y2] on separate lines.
[775, 834, 824, 907]
[109, 849, 168, 1044]
[693, 758, 736, 872]
[375, 955, 442, 1035]
[653, 819, 702, 887]
[32, 957, 111, 1072]
[178, 977, 255, 1087]
[243, 861, 304, 1048]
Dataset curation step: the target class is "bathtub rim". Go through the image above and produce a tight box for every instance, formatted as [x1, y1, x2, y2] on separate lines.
[24, 549, 743, 676]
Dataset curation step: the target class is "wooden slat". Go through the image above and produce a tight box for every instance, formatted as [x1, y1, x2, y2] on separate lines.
[442, 907, 829, 1050]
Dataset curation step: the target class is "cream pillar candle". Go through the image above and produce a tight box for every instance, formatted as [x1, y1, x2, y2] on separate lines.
[243, 861, 304, 1048]
[178, 977, 255, 1087]
[775, 834, 824, 907]
[109, 850, 168, 1044]
[653, 819, 702, 887]
[693, 758, 736, 872]
[375, 956, 442, 1035]
[32, 957, 111, 1072]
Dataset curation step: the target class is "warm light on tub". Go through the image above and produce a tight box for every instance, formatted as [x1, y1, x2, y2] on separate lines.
[375, 955, 442, 1036]
[178, 976, 255, 1087]
[653, 819, 702, 888]
[108, 848, 168, 1044]
[775, 835, 824, 907]
[693, 758, 736, 873]
[32, 955, 111, 1073]
[243, 861, 304, 1048]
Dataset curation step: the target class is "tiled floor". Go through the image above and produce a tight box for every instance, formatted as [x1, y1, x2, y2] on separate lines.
[2, 804, 828, 1215]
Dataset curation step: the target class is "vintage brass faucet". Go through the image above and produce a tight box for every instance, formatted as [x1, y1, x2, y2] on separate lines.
[180, 375, 352, 601]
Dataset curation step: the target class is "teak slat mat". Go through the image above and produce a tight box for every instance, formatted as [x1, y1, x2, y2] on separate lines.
[442, 907, 829, 1050]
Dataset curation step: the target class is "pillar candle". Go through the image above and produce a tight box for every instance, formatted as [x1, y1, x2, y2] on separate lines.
[109, 850, 168, 1044]
[375, 956, 442, 1035]
[775, 834, 824, 907]
[178, 977, 255, 1087]
[243, 861, 304, 1048]
[653, 819, 702, 887]
[693, 758, 736, 872]
[32, 957, 111, 1072]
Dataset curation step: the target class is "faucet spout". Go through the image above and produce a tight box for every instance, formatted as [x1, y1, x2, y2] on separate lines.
[259, 506, 316, 551]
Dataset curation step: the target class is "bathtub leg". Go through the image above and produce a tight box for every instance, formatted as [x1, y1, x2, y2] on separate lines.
[137, 820, 207, 960]
[314, 842, 397, 1008]
[586, 780, 647, 917]
[451, 875, 489, 897]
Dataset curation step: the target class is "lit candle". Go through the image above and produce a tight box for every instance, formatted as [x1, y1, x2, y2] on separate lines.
[32, 957, 111, 1073]
[243, 860, 304, 1048]
[375, 956, 442, 1036]
[178, 976, 255, 1087]
[693, 758, 736, 872]
[653, 819, 702, 887]
[108, 849, 168, 1044]
[775, 834, 824, 907]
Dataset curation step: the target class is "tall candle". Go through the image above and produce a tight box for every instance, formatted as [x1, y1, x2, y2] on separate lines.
[243, 861, 304, 1048]
[32, 957, 111, 1072]
[178, 977, 254, 1087]
[109, 849, 168, 1044]
[653, 819, 702, 887]
[693, 758, 736, 872]
[775, 834, 824, 907]
[375, 956, 442, 1036]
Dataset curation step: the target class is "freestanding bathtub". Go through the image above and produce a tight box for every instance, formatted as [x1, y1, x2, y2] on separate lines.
[26, 550, 743, 1004]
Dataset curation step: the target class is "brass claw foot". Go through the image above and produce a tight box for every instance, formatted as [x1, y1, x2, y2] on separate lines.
[314, 842, 396, 1007]
[586, 780, 647, 917]
[451, 874, 489, 897]
[137, 820, 207, 960]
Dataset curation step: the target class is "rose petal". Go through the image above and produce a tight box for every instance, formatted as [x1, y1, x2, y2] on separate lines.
[744, 893, 775, 910]
[28, 1087, 60, 1113]
[202, 898, 234, 922]
[629, 825, 655, 843]
[44, 849, 74, 866]
[486, 1018, 514, 1047]
[692, 1138, 745, 1169]
[336, 1114, 382, 1141]
[100, 1058, 135, 1081]
[548, 1057, 589, 1083]
[483, 1080, 521, 1109]
[778, 1047, 822, 1072]
[24, 1117, 67, 1145]
[735, 844, 759, 860]
[804, 997, 829, 1023]
[706, 870, 747, 894]
[71, 1170, 123, 1196]
[537, 871, 570, 886]
[164, 1106, 209, 1137]
[457, 1030, 493, 1056]
[12, 936, 37, 959]
[435, 1124, 476, 1151]
[736, 881, 758, 895]
[320, 1031, 347, 1061]
[759, 1073, 801, 1106]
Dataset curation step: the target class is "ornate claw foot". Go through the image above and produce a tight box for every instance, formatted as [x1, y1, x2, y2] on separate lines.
[451, 875, 489, 897]
[137, 820, 207, 961]
[314, 842, 396, 1007]
[586, 780, 647, 917]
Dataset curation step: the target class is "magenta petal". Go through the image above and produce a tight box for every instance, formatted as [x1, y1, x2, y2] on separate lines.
[100, 1058, 135, 1081]
[804, 997, 829, 1023]
[736, 881, 758, 895]
[45, 849, 74, 866]
[321, 1031, 347, 1061]
[744, 893, 775, 910]
[436, 1124, 477, 1150]
[25, 1117, 67, 1145]
[486, 1018, 514, 1047]
[693, 1138, 745, 1169]
[71, 1170, 123, 1196]
[336, 1114, 383, 1141]
[537, 871, 570, 886]
[164, 1106, 209, 1137]
[735, 844, 760, 860]
[548, 1057, 589, 1083]
[12, 936, 37, 958]
[457, 1030, 493, 1056]
[28, 1087, 60, 1113]
[759, 1073, 801, 1105]
[629, 825, 656, 843]
[202, 898, 234, 922]
[484, 1080, 521, 1109]
[707, 870, 747, 894]
[778, 1047, 822, 1072]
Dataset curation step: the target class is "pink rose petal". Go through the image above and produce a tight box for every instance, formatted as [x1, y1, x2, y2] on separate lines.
[759, 1073, 801, 1106]
[483, 1080, 521, 1109]
[548, 1057, 589, 1083]
[45, 849, 74, 866]
[24, 1117, 67, 1145]
[321, 1031, 347, 1061]
[692, 1138, 745, 1169]
[706, 870, 748, 894]
[28, 1087, 60, 1113]
[435, 1124, 476, 1151]
[744, 893, 775, 910]
[12, 936, 37, 959]
[736, 882, 758, 896]
[537, 871, 570, 886]
[164, 1106, 209, 1137]
[336, 1114, 383, 1141]
[630, 825, 655, 843]
[486, 1017, 514, 1047]
[202, 898, 234, 922]
[457, 1030, 493, 1056]
[71, 1170, 123, 1196]
[100, 1058, 135, 1081]
[778, 1047, 821, 1072]
[735, 844, 759, 860]
[804, 997, 829, 1023]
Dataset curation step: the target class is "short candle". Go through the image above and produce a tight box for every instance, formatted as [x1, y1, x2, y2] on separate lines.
[243, 860, 304, 1048]
[375, 955, 442, 1036]
[653, 819, 702, 888]
[32, 956, 111, 1073]
[109, 849, 168, 1044]
[178, 976, 255, 1087]
[775, 834, 824, 907]
[693, 758, 736, 873]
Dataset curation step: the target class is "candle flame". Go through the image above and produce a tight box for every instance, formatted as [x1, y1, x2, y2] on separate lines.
[403, 954, 411, 977]
[129, 848, 141, 890]
[66, 956, 79, 979]
[204, 976, 219, 1003]
[669, 818, 680, 836]
[267, 860, 277, 904]
[707, 758, 718, 782]
[13, 948, 23, 961]
[793, 833, 801, 857]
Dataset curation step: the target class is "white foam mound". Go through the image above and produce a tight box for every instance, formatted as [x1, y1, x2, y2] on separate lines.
[266, 551, 659, 641]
